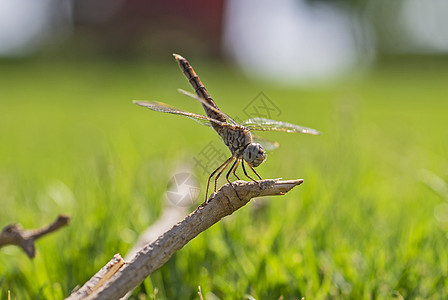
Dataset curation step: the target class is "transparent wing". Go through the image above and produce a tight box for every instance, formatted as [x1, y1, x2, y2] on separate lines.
[251, 134, 279, 151]
[242, 117, 321, 135]
[177, 89, 238, 125]
[133, 100, 226, 127]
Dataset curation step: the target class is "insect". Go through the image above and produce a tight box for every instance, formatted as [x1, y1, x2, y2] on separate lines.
[134, 54, 320, 202]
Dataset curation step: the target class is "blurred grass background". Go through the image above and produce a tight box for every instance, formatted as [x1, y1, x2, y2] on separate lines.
[1, 55, 447, 299]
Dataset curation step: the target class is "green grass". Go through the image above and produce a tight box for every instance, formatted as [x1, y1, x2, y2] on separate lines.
[1, 56, 448, 299]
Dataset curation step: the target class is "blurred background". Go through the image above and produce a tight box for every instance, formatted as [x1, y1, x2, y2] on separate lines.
[1, 0, 448, 299]
[2, 0, 448, 81]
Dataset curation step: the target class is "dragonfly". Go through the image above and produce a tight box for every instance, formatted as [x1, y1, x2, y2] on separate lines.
[134, 54, 320, 202]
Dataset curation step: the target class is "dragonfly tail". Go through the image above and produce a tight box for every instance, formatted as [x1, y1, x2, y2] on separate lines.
[173, 54, 227, 126]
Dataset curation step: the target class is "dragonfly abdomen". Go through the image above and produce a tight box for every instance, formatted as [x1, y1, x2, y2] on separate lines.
[173, 54, 227, 126]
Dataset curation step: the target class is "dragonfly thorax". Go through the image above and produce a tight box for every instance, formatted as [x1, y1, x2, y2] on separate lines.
[220, 127, 266, 167]
[243, 143, 266, 168]
[220, 126, 251, 156]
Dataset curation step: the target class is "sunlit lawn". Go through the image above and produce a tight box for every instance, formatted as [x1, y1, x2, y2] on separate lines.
[1, 56, 447, 299]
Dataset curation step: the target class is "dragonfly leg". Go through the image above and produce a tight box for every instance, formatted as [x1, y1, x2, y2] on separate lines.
[247, 163, 263, 180]
[242, 160, 261, 182]
[232, 159, 241, 180]
[214, 157, 234, 192]
[226, 159, 243, 201]
[205, 156, 234, 202]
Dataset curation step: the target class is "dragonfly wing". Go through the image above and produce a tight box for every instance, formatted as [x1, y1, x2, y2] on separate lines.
[251, 134, 279, 151]
[133, 101, 227, 127]
[177, 89, 238, 126]
[242, 117, 321, 135]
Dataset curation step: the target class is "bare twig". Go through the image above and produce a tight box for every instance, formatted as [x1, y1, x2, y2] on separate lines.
[124, 190, 188, 261]
[0, 214, 70, 258]
[120, 164, 191, 299]
[69, 254, 126, 298]
[66, 179, 303, 300]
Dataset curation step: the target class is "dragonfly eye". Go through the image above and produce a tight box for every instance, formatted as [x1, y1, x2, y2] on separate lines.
[243, 143, 266, 168]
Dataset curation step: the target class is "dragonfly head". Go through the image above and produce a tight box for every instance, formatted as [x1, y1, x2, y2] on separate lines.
[243, 143, 266, 168]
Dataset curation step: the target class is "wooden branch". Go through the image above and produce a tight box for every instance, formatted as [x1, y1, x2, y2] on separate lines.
[124, 194, 188, 262]
[69, 254, 126, 297]
[0, 214, 70, 258]
[66, 179, 303, 300]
